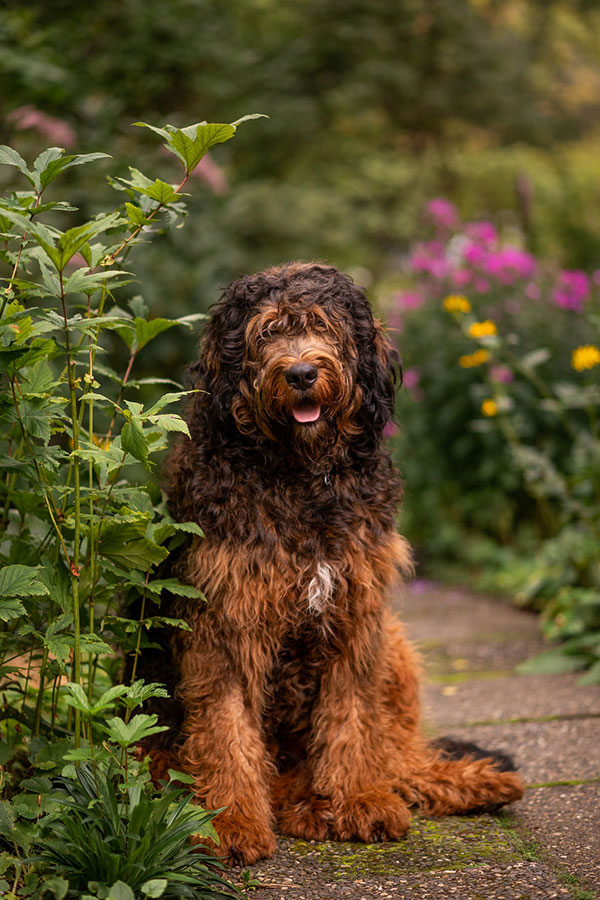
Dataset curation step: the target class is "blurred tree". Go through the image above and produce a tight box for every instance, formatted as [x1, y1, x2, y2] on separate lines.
[2, 0, 600, 360]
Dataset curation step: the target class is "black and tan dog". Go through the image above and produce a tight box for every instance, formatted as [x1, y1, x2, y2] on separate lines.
[148, 262, 523, 864]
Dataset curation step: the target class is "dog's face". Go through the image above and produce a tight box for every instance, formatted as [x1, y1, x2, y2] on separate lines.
[232, 296, 362, 458]
[196, 263, 399, 463]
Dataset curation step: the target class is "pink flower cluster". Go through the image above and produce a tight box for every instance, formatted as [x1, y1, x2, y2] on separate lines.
[405, 198, 592, 315]
[8, 106, 76, 148]
[411, 201, 537, 293]
[553, 270, 589, 312]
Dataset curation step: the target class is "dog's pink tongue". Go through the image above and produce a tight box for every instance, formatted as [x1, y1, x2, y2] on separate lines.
[292, 402, 321, 423]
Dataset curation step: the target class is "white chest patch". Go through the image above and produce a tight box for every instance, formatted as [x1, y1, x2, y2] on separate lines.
[307, 563, 335, 615]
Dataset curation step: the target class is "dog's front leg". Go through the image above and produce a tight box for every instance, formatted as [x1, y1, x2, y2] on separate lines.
[308, 613, 411, 843]
[176, 637, 277, 865]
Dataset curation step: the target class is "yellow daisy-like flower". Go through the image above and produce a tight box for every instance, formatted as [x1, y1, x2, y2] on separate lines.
[443, 294, 471, 313]
[459, 349, 491, 368]
[481, 399, 498, 417]
[469, 320, 497, 338]
[571, 344, 600, 372]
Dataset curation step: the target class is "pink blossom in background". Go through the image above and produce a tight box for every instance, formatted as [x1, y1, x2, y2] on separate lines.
[483, 246, 537, 284]
[191, 152, 228, 194]
[8, 105, 76, 147]
[525, 283, 541, 300]
[553, 270, 590, 312]
[463, 241, 487, 266]
[490, 365, 514, 384]
[410, 240, 449, 278]
[465, 221, 498, 247]
[426, 197, 459, 229]
[592, 270, 600, 286]
[383, 422, 398, 437]
[474, 277, 490, 293]
[403, 368, 420, 389]
[403, 367, 424, 401]
[450, 269, 470, 288]
[396, 291, 425, 311]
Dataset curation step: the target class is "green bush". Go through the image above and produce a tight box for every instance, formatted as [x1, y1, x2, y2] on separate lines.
[0, 118, 262, 896]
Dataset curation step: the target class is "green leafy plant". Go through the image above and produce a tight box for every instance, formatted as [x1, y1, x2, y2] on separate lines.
[0, 116, 263, 895]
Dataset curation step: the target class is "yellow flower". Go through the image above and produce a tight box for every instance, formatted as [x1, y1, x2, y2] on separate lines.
[481, 399, 498, 417]
[571, 344, 600, 372]
[459, 349, 490, 368]
[443, 294, 471, 313]
[469, 320, 497, 338]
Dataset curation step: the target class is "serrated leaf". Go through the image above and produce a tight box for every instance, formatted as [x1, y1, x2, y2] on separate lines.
[143, 179, 177, 204]
[125, 202, 148, 226]
[143, 390, 191, 417]
[145, 579, 206, 599]
[0, 801, 15, 837]
[121, 414, 150, 467]
[103, 713, 168, 747]
[0, 145, 31, 181]
[64, 682, 91, 713]
[0, 598, 26, 622]
[0, 565, 49, 598]
[165, 122, 235, 172]
[148, 414, 190, 436]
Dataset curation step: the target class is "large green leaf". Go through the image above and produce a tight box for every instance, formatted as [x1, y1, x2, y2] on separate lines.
[0, 564, 50, 598]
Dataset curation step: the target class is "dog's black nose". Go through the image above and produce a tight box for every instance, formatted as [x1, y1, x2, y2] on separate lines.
[285, 362, 318, 390]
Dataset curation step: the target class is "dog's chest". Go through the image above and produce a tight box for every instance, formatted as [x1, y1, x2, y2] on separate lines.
[306, 562, 335, 614]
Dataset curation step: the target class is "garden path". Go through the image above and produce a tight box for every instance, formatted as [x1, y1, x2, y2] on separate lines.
[237, 581, 600, 900]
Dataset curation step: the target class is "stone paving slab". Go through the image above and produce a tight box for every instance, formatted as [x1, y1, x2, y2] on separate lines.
[447, 718, 600, 785]
[394, 582, 542, 644]
[422, 673, 600, 728]
[516, 783, 600, 894]
[394, 582, 546, 676]
[242, 837, 574, 900]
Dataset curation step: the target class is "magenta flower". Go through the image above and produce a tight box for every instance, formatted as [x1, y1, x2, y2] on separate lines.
[410, 241, 449, 278]
[451, 269, 471, 288]
[465, 221, 498, 248]
[490, 365, 514, 384]
[553, 270, 590, 312]
[483, 247, 537, 284]
[396, 291, 425, 311]
[426, 197, 459, 229]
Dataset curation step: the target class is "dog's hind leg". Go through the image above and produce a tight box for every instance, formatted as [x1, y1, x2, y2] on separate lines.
[379, 614, 524, 815]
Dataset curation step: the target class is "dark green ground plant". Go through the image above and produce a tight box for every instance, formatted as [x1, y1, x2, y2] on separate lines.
[0, 117, 262, 896]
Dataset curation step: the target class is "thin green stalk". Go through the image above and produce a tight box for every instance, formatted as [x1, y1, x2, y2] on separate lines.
[59, 270, 82, 748]
[32, 646, 49, 737]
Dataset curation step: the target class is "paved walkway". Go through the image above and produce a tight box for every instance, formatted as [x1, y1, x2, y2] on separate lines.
[238, 582, 600, 899]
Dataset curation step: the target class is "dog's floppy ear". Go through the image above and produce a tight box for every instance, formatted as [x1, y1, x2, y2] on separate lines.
[188, 274, 262, 432]
[354, 312, 401, 439]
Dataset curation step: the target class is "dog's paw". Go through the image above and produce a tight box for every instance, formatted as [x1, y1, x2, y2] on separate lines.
[331, 789, 411, 842]
[276, 794, 333, 841]
[192, 810, 277, 865]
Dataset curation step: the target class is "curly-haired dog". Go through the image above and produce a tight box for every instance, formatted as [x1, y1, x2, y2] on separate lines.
[152, 262, 523, 864]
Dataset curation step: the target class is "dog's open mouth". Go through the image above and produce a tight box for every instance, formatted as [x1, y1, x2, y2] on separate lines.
[292, 400, 322, 423]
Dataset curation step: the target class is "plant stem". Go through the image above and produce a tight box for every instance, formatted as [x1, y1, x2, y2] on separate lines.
[59, 270, 82, 748]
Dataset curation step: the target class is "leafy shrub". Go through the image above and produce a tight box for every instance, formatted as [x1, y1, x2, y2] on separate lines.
[391, 198, 600, 681]
[0, 118, 262, 895]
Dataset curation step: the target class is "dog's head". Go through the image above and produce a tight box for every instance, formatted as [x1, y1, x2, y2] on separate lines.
[191, 262, 399, 463]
